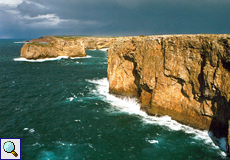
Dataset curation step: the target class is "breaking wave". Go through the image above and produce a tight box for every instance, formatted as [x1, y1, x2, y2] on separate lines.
[14, 42, 29, 44]
[87, 78, 227, 157]
[14, 55, 92, 62]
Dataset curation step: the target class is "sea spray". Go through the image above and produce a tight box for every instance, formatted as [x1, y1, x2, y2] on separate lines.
[87, 78, 227, 157]
[14, 56, 69, 62]
[1, 41, 227, 159]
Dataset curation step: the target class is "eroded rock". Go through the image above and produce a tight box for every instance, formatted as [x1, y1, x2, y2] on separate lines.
[107, 34, 230, 153]
[21, 36, 113, 59]
[21, 37, 86, 59]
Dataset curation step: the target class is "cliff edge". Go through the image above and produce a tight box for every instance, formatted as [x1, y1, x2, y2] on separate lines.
[107, 34, 230, 154]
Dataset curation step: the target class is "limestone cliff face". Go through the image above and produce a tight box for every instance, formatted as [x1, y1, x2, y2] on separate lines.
[108, 34, 230, 140]
[21, 37, 86, 59]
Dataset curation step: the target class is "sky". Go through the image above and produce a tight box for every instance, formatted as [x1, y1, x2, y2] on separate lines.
[0, 0, 230, 39]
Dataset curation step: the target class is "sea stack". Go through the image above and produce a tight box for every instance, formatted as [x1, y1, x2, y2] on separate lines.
[20, 36, 113, 60]
[21, 37, 86, 59]
[107, 34, 230, 154]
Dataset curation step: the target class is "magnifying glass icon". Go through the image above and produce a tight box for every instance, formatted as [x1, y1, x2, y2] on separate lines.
[3, 141, 18, 157]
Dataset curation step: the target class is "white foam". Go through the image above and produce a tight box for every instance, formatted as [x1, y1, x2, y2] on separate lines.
[67, 97, 74, 101]
[55, 141, 76, 147]
[70, 55, 92, 59]
[147, 140, 159, 144]
[29, 128, 35, 133]
[88, 143, 96, 151]
[99, 48, 109, 52]
[14, 41, 29, 44]
[100, 62, 108, 64]
[67, 93, 77, 102]
[14, 55, 92, 62]
[87, 78, 227, 157]
[89, 48, 108, 52]
[14, 56, 69, 62]
[74, 119, 81, 122]
[23, 127, 35, 133]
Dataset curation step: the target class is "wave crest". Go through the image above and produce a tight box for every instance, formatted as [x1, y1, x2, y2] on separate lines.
[14, 55, 92, 62]
[87, 78, 227, 157]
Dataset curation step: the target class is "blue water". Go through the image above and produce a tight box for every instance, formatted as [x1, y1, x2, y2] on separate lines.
[0, 39, 228, 159]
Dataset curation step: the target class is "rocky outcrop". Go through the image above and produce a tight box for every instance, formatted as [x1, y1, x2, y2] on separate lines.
[107, 34, 230, 153]
[21, 37, 86, 59]
[21, 36, 113, 59]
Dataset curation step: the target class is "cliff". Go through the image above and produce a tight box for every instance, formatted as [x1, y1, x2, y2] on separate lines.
[82, 37, 112, 50]
[21, 36, 113, 59]
[107, 34, 230, 154]
[21, 37, 86, 59]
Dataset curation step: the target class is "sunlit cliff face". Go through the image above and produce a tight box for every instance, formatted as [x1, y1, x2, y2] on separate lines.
[107, 34, 230, 140]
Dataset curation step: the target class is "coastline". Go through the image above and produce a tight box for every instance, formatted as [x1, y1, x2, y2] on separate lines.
[20, 36, 112, 60]
[107, 34, 230, 156]
[19, 34, 230, 157]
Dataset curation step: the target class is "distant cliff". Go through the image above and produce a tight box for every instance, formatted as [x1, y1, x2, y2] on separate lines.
[107, 34, 230, 154]
[21, 36, 112, 59]
[82, 37, 112, 50]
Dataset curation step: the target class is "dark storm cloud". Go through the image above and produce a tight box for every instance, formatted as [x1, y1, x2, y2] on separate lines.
[0, 0, 230, 38]
[17, 1, 50, 17]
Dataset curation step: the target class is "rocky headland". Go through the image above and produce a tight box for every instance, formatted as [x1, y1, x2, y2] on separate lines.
[107, 34, 230, 155]
[20, 33, 230, 156]
[20, 36, 112, 59]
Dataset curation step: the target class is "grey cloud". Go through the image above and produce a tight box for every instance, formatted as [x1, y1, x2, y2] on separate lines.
[1, 0, 230, 38]
[0, 9, 7, 13]
[17, 1, 50, 17]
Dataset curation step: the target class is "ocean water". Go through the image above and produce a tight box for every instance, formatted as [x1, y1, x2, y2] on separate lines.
[0, 39, 228, 159]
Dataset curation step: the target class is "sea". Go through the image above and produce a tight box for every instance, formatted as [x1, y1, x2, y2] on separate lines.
[0, 39, 229, 159]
